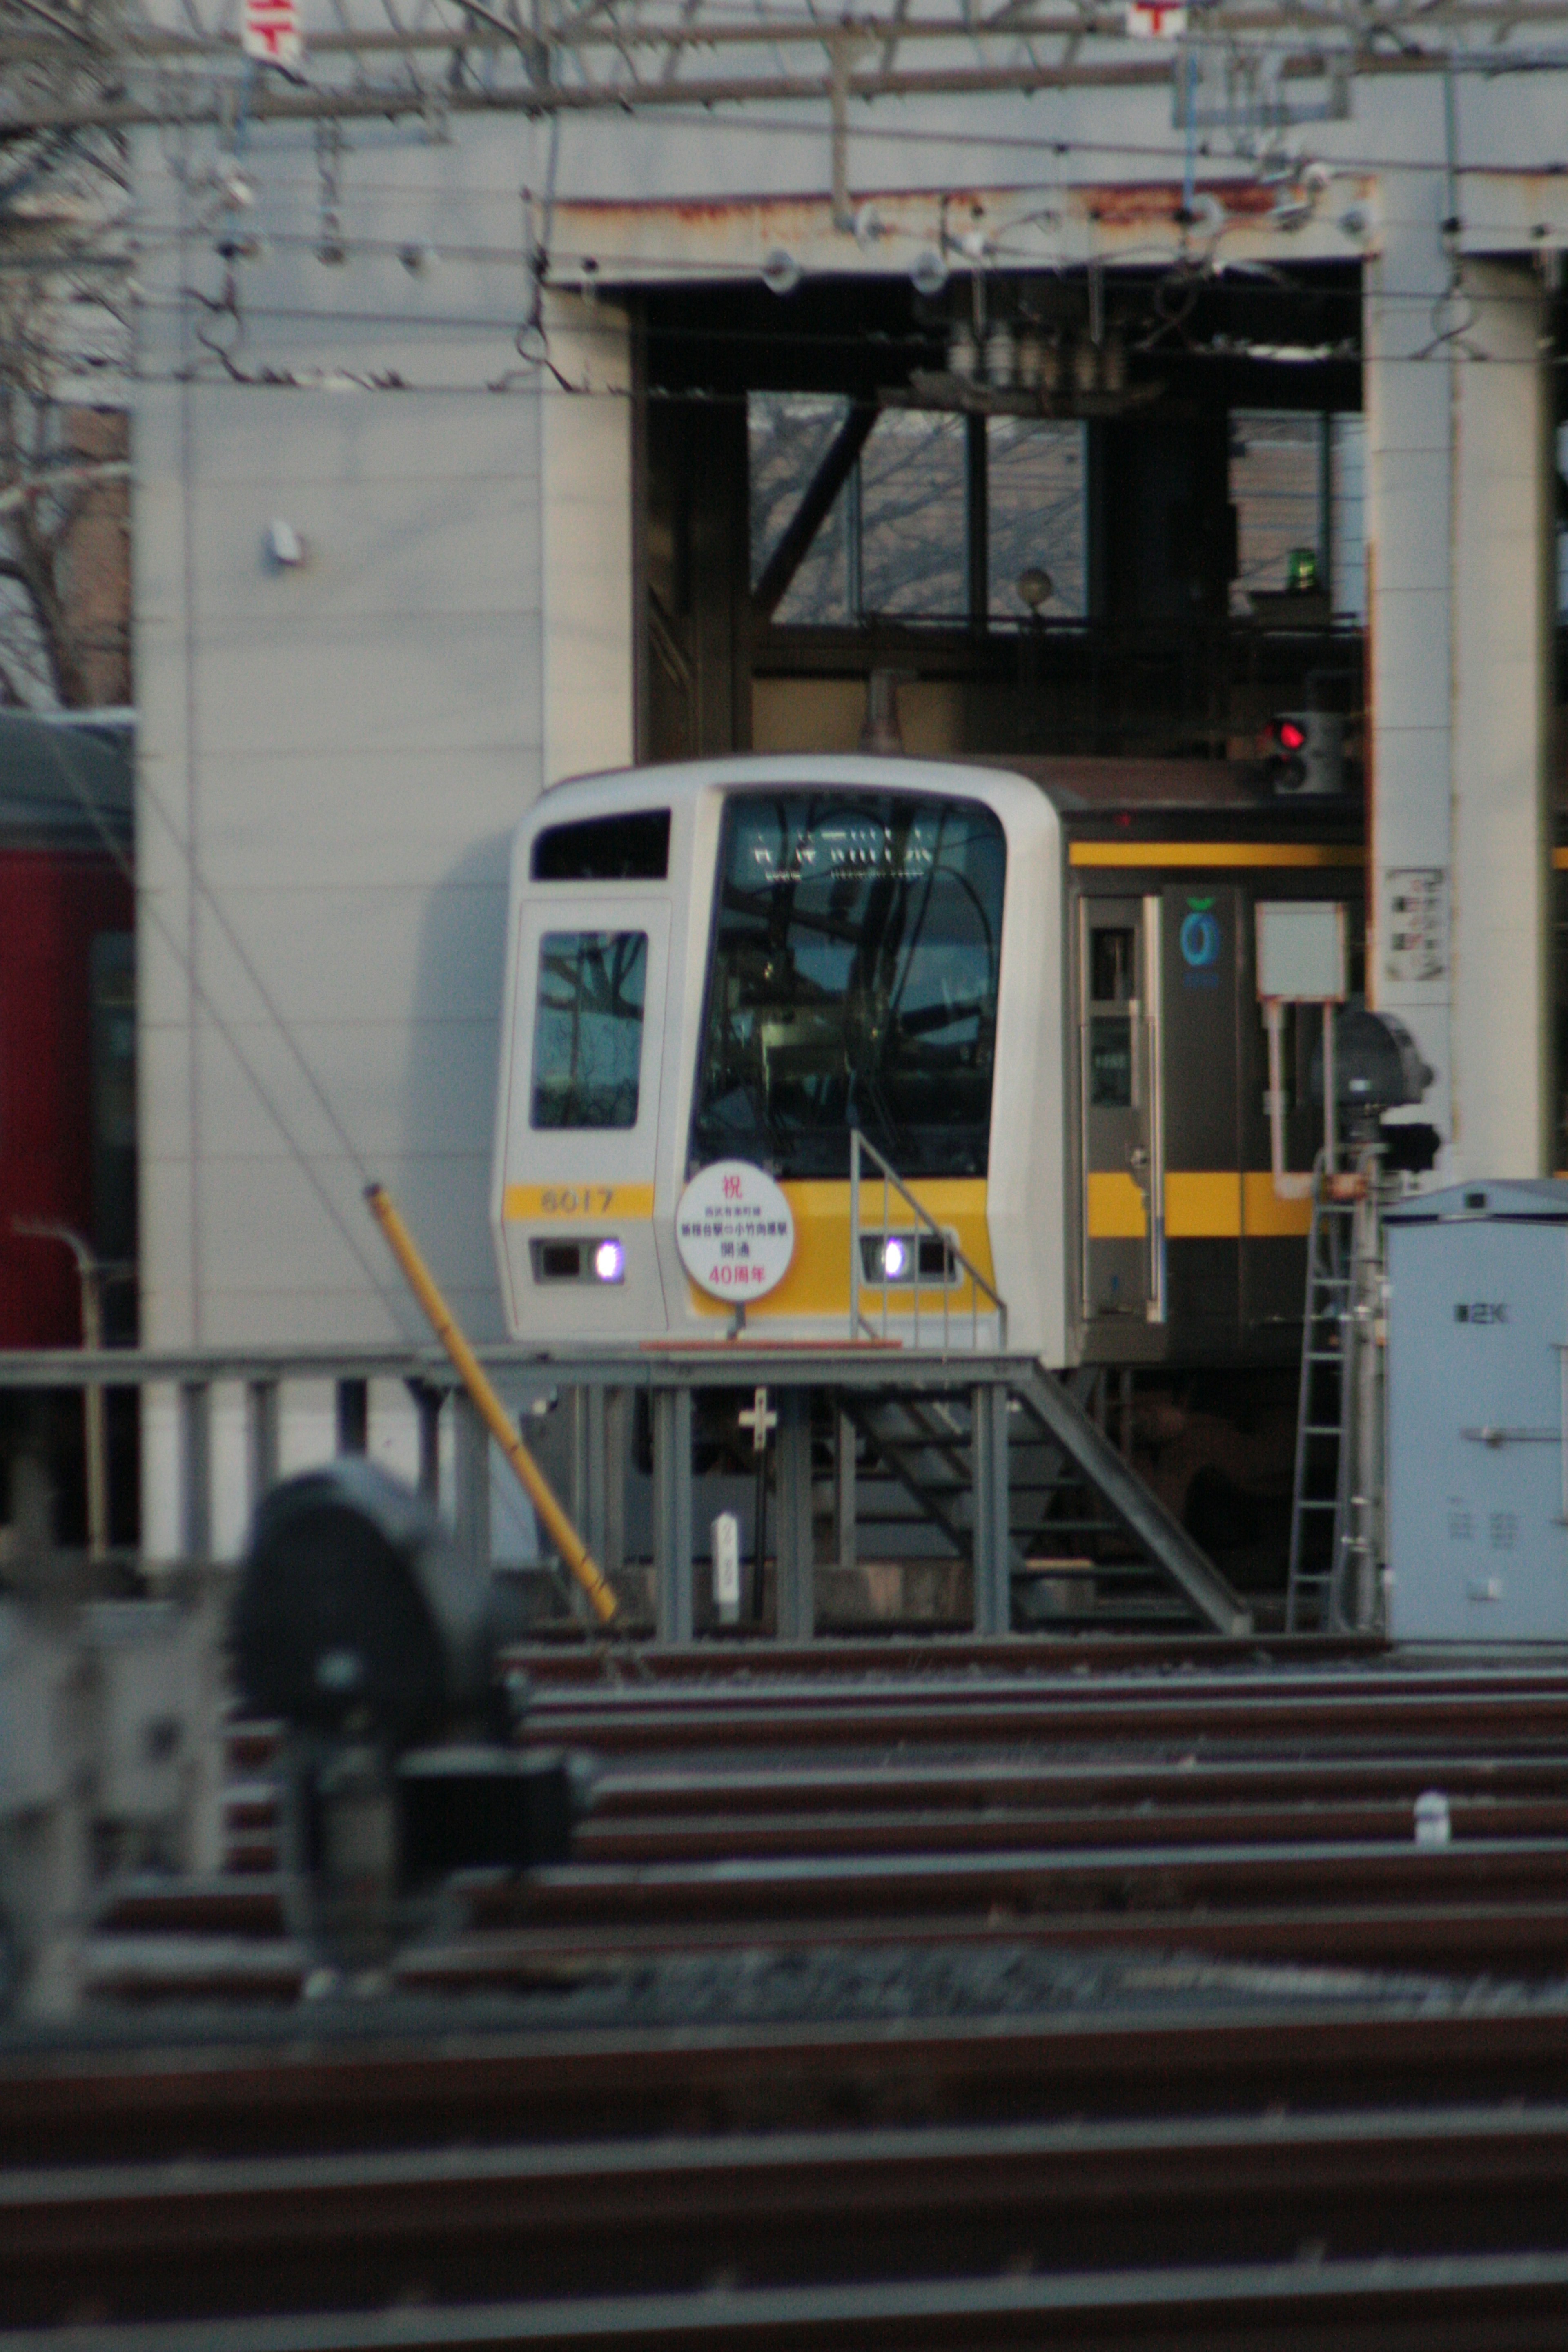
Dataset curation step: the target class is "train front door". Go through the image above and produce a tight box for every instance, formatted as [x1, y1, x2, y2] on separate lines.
[1079, 896, 1164, 1327]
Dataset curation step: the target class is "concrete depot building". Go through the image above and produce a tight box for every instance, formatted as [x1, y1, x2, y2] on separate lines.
[123, 26, 1568, 1553]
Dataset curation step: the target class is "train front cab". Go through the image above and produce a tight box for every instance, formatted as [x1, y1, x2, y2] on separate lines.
[1065, 816, 1365, 1370]
[493, 757, 1067, 1356]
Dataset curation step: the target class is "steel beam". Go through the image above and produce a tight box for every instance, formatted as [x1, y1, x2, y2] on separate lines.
[971, 1382, 1011, 1635]
[752, 402, 876, 623]
[178, 1382, 210, 1563]
[654, 1386, 693, 1641]
[774, 1389, 815, 1642]
[835, 1409, 857, 1571]
[246, 1379, 279, 1515]
[1448, 259, 1554, 1176]
[452, 1393, 491, 1579]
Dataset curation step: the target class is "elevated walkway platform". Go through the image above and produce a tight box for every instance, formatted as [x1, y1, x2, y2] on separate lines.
[0, 1343, 1250, 1639]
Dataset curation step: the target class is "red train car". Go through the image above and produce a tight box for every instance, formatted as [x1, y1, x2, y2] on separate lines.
[0, 713, 134, 1349]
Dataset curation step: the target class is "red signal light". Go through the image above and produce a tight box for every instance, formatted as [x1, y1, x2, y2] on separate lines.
[1277, 719, 1307, 752]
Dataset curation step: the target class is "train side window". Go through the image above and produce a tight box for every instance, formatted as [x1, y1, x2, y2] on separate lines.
[532, 811, 670, 881]
[1090, 926, 1136, 1004]
[531, 931, 647, 1129]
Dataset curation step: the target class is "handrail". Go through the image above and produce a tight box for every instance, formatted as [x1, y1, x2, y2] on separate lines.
[849, 1127, 1007, 1354]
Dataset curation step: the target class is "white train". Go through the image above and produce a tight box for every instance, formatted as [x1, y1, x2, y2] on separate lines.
[492, 755, 1357, 1364]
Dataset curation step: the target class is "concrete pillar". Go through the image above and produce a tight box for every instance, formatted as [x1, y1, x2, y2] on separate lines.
[1449, 261, 1554, 1175]
[1365, 192, 1455, 1147]
[541, 292, 635, 788]
[653, 1388, 693, 1642]
[1366, 202, 1554, 1176]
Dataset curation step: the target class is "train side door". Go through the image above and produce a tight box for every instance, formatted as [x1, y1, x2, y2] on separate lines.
[1079, 897, 1164, 1325]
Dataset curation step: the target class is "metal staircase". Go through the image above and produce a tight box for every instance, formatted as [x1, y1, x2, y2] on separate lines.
[835, 1131, 1248, 1635]
[842, 1365, 1251, 1636]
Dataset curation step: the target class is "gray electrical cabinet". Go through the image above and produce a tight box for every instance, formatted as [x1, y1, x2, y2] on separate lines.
[1385, 1181, 1568, 1640]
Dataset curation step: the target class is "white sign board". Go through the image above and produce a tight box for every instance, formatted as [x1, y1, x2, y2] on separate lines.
[1256, 901, 1347, 1004]
[1384, 868, 1449, 988]
[243, 0, 304, 68]
[712, 1513, 742, 1622]
[676, 1161, 795, 1303]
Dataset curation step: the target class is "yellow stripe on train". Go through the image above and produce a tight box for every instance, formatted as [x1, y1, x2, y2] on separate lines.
[1087, 1172, 1314, 1239]
[688, 1179, 995, 1320]
[1069, 842, 1364, 870]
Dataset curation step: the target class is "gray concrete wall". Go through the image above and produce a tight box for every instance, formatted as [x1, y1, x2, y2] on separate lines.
[132, 121, 631, 1356]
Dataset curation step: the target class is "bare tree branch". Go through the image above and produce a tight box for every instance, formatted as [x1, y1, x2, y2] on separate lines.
[0, 32, 131, 710]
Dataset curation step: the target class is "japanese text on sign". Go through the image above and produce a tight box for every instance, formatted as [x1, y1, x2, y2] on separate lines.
[675, 1160, 795, 1302]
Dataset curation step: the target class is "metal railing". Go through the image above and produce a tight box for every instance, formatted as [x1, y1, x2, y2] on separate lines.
[849, 1127, 1007, 1354]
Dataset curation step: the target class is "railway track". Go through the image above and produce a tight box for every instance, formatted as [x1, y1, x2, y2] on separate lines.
[151, 1647, 1568, 1996]
[9, 1998, 1568, 2344]
[10, 1639, 1568, 2347]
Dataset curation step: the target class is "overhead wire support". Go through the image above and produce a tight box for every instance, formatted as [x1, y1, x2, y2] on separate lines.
[9, 6, 1568, 134]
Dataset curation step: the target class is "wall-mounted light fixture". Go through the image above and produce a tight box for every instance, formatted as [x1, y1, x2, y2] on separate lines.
[265, 519, 307, 570]
[761, 247, 801, 296]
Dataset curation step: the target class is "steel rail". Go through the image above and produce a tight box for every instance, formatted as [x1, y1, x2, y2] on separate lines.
[587, 1753, 1568, 1815]
[524, 1662, 1568, 1705]
[509, 1635, 1383, 1682]
[574, 1795, 1568, 1862]
[77, 1895, 1568, 2002]
[516, 1686, 1568, 1752]
[10, 2104, 1568, 2327]
[235, 1788, 1568, 1878]
[13, 2003, 1568, 2164]
[401, 1898, 1568, 1978]
[92, 1834, 1568, 1940]
[5, 2248, 1568, 2351]
[451, 1835, 1568, 1925]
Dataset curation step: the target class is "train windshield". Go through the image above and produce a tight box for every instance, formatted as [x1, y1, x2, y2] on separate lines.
[691, 792, 1005, 1180]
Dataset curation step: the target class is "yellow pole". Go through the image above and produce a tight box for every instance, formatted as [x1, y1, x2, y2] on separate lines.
[365, 1183, 618, 1625]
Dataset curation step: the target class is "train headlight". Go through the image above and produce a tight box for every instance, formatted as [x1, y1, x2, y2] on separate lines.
[592, 1238, 626, 1285]
[881, 1234, 911, 1281]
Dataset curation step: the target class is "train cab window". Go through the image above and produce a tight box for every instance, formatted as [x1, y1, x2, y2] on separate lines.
[530, 931, 647, 1129]
[532, 811, 670, 881]
[691, 791, 1005, 1180]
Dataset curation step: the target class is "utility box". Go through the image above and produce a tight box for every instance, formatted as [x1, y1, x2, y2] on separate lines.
[1385, 1182, 1568, 1639]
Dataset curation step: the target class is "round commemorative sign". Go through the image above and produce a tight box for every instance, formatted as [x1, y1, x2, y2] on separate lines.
[675, 1160, 795, 1303]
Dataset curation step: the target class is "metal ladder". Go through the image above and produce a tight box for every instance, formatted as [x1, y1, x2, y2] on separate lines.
[1285, 1172, 1359, 1631]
